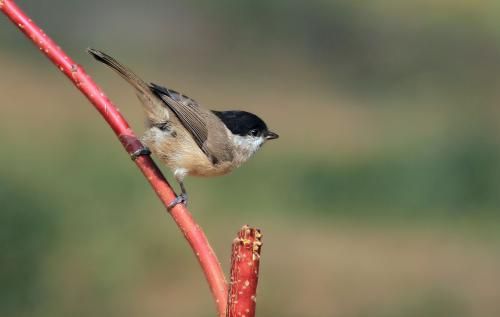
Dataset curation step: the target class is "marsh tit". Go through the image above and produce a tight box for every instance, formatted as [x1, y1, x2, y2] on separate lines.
[88, 49, 278, 208]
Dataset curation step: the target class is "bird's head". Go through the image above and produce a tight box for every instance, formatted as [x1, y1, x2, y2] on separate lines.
[213, 110, 278, 162]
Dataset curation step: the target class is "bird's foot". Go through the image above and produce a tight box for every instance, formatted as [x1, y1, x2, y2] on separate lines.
[130, 146, 151, 160]
[167, 193, 188, 210]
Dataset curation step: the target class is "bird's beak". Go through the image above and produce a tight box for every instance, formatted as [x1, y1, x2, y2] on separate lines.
[265, 131, 279, 140]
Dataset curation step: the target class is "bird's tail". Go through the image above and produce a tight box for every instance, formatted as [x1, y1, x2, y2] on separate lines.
[87, 48, 165, 119]
[87, 48, 151, 95]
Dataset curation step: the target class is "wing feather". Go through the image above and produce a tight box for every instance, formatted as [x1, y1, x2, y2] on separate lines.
[149, 83, 209, 156]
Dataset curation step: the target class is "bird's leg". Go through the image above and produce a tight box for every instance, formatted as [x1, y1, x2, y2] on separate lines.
[167, 181, 188, 210]
[179, 182, 188, 204]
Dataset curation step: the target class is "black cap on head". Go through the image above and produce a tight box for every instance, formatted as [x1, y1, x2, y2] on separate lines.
[213, 110, 270, 137]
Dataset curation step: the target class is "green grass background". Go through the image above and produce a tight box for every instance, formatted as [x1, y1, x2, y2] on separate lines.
[1, 1, 500, 316]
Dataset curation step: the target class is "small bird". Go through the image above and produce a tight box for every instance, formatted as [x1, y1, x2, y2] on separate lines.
[87, 48, 278, 208]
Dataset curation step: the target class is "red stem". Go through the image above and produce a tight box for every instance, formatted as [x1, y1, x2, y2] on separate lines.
[0, 0, 228, 315]
[227, 226, 262, 317]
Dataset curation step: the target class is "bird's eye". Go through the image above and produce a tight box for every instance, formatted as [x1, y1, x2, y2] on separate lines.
[249, 129, 259, 137]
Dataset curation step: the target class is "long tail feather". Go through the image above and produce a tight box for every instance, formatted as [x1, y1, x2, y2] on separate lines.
[87, 48, 151, 95]
[87, 48, 165, 118]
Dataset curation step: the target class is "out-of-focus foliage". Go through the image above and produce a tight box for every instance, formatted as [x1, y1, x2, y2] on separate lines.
[1, 1, 500, 317]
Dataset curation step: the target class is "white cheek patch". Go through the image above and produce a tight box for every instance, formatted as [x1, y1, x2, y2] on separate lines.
[231, 135, 265, 162]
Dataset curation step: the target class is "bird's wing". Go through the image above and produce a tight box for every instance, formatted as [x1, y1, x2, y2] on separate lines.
[149, 83, 209, 156]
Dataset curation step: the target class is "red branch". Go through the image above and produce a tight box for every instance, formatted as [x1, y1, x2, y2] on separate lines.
[0, 0, 228, 316]
[227, 226, 263, 317]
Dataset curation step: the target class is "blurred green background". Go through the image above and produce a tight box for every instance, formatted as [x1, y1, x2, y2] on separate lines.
[1, 1, 500, 316]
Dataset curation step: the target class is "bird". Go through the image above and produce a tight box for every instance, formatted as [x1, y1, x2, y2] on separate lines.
[87, 48, 279, 209]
